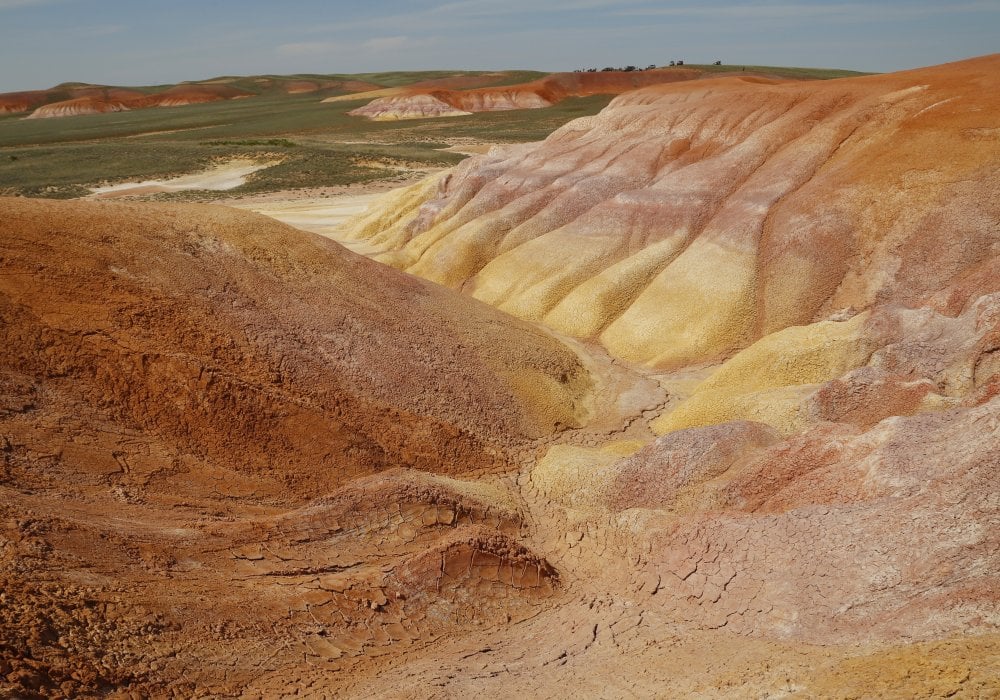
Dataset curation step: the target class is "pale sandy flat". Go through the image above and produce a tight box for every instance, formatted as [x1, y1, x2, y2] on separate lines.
[228, 192, 385, 254]
[89, 159, 277, 198]
[438, 143, 496, 155]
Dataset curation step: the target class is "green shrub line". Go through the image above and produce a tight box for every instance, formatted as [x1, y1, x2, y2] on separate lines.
[202, 138, 299, 148]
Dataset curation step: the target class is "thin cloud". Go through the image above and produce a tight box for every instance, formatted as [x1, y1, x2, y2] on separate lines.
[2, 1, 997, 92]
[74, 24, 125, 37]
[363, 36, 410, 51]
[430, 0, 633, 14]
[362, 36, 438, 52]
[614, 1, 1000, 20]
[276, 36, 436, 57]
[275, 41, 340, 56]
[0, 0, 65, 8]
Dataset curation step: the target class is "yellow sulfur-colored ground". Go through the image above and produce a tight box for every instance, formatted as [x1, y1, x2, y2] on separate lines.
[653, 313, 873, 434]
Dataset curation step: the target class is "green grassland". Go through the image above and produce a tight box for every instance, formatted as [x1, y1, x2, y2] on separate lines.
[190, 69, 547, 92]
[327, 69, 547, 88]
[680, 64, 872, 80]
[0, 83, 610, 199]
[0, 65, 864, 199]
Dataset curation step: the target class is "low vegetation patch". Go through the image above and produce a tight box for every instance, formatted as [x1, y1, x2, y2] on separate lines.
[0, 66, 868, 198]
[684, 63, 872, 79]
[202, 138, 299, 148]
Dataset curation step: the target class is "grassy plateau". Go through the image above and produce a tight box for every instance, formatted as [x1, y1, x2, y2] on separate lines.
[0, 66, 867, 199]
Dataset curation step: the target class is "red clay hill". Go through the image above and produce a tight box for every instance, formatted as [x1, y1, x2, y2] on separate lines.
[0, 77, 386, 119]
[0, 71, 542, 120]
[344, 68, 705, 120]
[341, 65, 863, 121]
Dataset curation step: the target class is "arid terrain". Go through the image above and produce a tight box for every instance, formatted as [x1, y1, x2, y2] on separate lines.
[2, 54, 999, 699]
[339, 69, 710, 121]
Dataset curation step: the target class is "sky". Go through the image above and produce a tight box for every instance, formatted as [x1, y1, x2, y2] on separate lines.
[0, 0, 997, 92]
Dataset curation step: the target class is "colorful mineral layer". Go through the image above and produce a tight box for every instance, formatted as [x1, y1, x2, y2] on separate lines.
[2, 54, 998, 698]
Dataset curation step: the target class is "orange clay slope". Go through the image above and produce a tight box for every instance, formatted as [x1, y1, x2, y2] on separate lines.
[24, 84, 255, 118]
[0, 196, 609, 695]
[0, 90, 53, 114]
[346, 68, 703, 120]
[2, 78, 382, 119]
[0, 85, 133, 115]
[0, 198, 594, 492]
[0, 87, 149, 118]
[321, 71, 543, 104]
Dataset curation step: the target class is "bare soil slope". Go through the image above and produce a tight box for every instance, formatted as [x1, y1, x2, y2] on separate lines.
[341, 55, 1000, 370]
[0, 196, 608, 697]
[25, 85, 256, 119]
[2, 55, 999, 698]
[1, 198, 593, 487]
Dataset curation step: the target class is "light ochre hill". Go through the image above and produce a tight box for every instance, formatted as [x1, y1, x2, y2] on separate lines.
[341, 54, 999, 363]
[339, 54, 1000, 438]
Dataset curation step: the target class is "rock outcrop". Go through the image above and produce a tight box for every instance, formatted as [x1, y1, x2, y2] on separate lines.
[351, 93, 473, 120]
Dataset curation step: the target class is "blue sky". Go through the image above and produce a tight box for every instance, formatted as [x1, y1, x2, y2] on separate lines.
[0, 0, 997, 91]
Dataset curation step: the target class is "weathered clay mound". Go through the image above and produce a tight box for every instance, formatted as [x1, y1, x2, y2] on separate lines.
[0, 197, 596, 697]
[25, 95, 135, 119]
[0, 85, 137, 115]
[0, 90, 50, 114]
[3, 76, 380, 119]
[510, 304, 999, 682]
[148, 84, 253, 107]
[328, 55, 1000, 692]
[630, 396, 1000, 642]
[341, 54, 1000, 373]
[0, 198, 592, 490]
[441, 87, 554, 112]
[25, 88, 149, 119]
[323, 71, 540, 107]
[349, 68, 702, 120]
[14, 83, 255, 118]
[351, 92, 473, 120]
